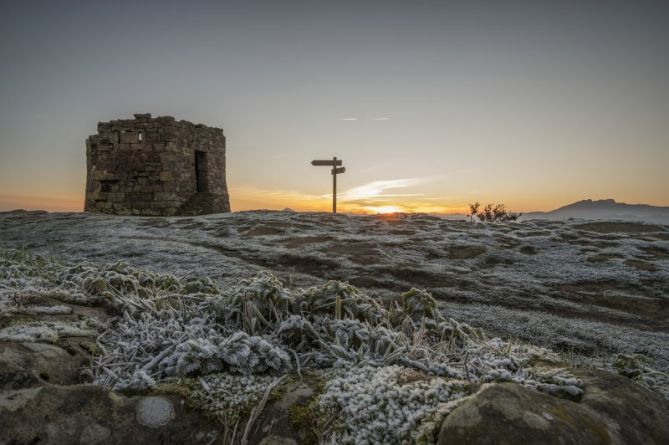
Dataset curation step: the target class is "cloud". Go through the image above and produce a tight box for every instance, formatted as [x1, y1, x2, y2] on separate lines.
[340, 117, 358, 121]
[338, 178, 429, 201]
[373, 117, 390, 121]
[229, 176, 467, 214]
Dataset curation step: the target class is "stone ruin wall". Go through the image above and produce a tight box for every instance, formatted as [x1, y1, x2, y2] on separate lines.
[85, 114, 230, 216]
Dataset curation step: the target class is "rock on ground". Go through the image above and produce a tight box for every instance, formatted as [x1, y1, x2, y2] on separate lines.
[0, 384, 219, 444]
[438, 370, 669, 445]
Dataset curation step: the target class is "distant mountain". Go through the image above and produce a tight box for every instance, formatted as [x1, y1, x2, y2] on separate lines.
[521, 199, 669, 224]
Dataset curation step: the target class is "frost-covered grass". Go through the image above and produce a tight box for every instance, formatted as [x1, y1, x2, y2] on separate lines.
[0, 320, 97, 342]
[0, 248, 601, 443]
[190, 373, 276, 427]
[319, 365, 470, 444]
[1, 211, 667, 365]
[1, 206, 668, 444]
[68, 261, 583, 399]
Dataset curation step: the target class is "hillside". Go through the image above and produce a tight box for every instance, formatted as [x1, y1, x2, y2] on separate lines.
[522, 199, 669, 224]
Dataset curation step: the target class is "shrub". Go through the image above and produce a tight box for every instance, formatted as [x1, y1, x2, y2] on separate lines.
[469, 202, 521, 222]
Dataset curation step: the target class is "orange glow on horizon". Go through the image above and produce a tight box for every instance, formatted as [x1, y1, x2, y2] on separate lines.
[364, 205, 401, 214]
[0, 190, 472, 215]
[228, 185, 472, 214]
[0, 190, 579, 216]
[3, 186, 663, 216]
[0, 194, 83, 213]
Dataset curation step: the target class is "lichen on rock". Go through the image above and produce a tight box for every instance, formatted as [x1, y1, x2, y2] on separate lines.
[136, 396, 175, 428]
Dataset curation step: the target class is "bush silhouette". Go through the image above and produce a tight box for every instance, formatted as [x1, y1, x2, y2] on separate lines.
[469, 202, 521, 222]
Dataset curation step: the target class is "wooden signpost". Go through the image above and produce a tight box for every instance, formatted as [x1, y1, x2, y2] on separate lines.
[311, 157, 345, 213]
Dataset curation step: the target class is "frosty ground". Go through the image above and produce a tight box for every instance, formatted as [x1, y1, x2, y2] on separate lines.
[1, 209, 667, 375]
[1, 209, 669, 443]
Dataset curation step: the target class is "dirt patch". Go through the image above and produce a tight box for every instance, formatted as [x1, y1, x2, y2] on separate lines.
[388, 229, 416, 236]
[575, 222, 664, 234]
[624, 259, 658, 272]
[480, 255, 514, 268]
[586, 253, 621, 263]
[325, 242, 385, 264]
[495, 235, 521, 248]
[448, 245, 487, 259]
[348, 275, 389, 289]
[519, 245, 538, 255]
[378, 265, 454, 288]
[515, 230, 552, 238]
[552, 281, 669, 323]
[275, 253, 340, 274]
[280, 236, 334, 248]
[244, 225, 285, 236]
[569, 238, 619, 248]
[639, 245, 669, 259]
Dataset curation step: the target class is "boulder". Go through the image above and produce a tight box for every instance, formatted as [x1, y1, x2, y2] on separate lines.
[0, 383, 220, 445]
[0, 342, 88, 390]
[573, 368, 669, 444]
[438, 370, 669, 445]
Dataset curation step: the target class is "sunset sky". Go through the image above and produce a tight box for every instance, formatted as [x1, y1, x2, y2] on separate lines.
[1, 0, 668, 214]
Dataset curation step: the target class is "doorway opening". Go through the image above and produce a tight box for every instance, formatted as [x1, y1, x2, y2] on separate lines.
[195, 150, 208, 192]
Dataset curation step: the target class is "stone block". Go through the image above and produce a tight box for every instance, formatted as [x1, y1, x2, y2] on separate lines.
[120, 132, 141, 144]
[89, 191, 107, 201]
[108, 193, 125, 203]
[133, 193, 153, 201]
[92, 170, 108, 181]
[155, 192, 178, 201]
[145, 184, 163, 192]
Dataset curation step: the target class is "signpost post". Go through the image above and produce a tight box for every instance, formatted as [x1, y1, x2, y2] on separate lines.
[311, 157, 345, 213]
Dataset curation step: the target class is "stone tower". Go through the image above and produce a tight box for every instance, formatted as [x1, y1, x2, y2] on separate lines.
[85, 114, 230, 216]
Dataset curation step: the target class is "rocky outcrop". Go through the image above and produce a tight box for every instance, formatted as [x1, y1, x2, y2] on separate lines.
[0, 384, 219, 444]
[0, 341, 87, 390]
[0, 300, 220, 444]
[7, 339, 664, 445]
[438, 370, 669, 445]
